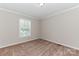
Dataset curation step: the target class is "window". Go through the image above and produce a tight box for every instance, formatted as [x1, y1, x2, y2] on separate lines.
[19, 19, 31, 37]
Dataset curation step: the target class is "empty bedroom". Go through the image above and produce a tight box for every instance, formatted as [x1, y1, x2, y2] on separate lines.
[0, 2, 79, 56]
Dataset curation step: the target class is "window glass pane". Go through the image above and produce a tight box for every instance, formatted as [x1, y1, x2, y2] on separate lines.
[19, 19, 31, 37]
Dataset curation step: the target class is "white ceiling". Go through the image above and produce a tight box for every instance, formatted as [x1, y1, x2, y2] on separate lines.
[0, 3, 79, 19]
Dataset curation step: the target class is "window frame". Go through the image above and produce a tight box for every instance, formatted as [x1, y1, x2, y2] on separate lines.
[19, 19, 31, 38]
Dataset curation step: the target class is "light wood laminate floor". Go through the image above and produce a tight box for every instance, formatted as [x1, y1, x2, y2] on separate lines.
[0, 39, 79, 56]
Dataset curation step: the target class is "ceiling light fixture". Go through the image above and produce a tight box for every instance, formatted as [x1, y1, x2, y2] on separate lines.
[40, 3, 44, 7]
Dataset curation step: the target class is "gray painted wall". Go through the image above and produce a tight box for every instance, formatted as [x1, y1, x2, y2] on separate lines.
[0, 10, 40, 48]
[41, 7, 79, 49]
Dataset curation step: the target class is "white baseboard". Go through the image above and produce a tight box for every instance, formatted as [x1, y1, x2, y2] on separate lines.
[1, 37, 79, 51]
[0, 38, 37, 48]
[42, 38, 79, 50]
